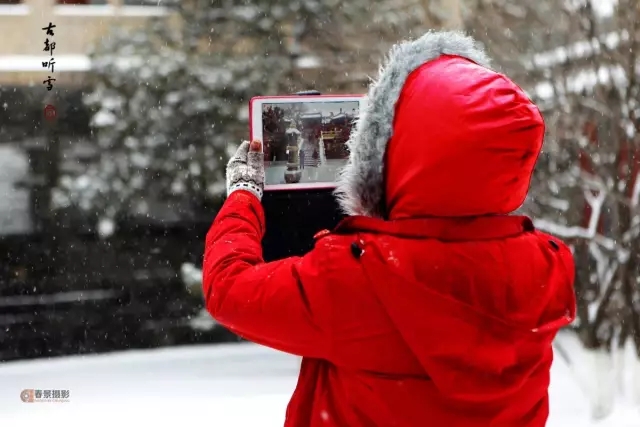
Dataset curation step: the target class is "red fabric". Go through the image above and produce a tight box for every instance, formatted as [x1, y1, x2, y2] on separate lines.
[203, 193, 575, 427]
[386, 55, 545, 219]
[203, 55, 575, 427]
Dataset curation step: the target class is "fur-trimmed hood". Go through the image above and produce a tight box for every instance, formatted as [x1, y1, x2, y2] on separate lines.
[334, 31, 544, 219]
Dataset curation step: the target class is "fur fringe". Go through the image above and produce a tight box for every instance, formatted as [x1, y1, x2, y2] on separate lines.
[333, 31, 492, 218]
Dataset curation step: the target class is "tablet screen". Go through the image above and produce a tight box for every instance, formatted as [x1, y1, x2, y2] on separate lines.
[256, 98, 361, 190]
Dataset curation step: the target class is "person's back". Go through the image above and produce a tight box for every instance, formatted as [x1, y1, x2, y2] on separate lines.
[203, 31, 576, 427]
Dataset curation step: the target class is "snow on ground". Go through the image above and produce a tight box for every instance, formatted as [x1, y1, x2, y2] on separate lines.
[265, 159, 346, 186]
[0, 343, 637, 427]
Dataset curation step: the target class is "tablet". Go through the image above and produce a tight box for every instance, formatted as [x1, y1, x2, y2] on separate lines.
[250, 94, 365, 191]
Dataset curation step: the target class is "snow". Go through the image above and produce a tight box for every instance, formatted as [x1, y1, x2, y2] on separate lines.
[0, 290, 117, 307]
[0, 55, 91, 72]
[631, 172, 640, 207]
[584, 348, 616, 419]
[53, 4, 168, 16]
[534, 65, 627, 100]
[188, 308, 218, 331]
[0, 54, 320, 73]
[531, 30, 627, 69]
[591, 0, 618, 17]
[91, 109, 118, 127]
[555, 330, 640, 421]
[265, 159, 345, 186]
[53, 5, 117, 16]
[0, 342, 637, 426]
[116, 5, 169, 16]
[0, 344, 298, 427]
[0, 145, 32, 235]
[180, 262, 203, 294]
[96, 217, 115, 239]
[0, 55, 179, 73]
[0, 4, 30, 15]
[300, 112, 323, 119]
[295, 55, 321, 69]
[633, 356, 640, 406]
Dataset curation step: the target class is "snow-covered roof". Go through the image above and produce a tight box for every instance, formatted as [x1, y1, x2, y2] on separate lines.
[299, 112, 322, 120]
[0, 55, 91, 72]
[0, 145, 33, 236]
[0, 54, 321, 73]
[53, 4, 170, 17]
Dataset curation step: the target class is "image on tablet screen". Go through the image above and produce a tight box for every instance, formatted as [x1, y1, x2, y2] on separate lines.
[261, 100, 359, 187]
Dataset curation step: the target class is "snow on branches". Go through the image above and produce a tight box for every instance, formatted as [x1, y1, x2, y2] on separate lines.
[467, 0, 640, 417]
[53, 0, 429, 222]
[470, 0, 640, 349]
[53, 19, 234, 219]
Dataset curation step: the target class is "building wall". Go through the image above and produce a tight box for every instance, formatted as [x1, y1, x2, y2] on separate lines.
[0, 0, 178, 86]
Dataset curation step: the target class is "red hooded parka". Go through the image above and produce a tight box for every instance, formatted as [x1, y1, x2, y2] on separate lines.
[203, 31, 576, 427]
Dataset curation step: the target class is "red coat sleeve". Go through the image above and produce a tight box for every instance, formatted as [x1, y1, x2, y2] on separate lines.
[202, 190, 331, 358]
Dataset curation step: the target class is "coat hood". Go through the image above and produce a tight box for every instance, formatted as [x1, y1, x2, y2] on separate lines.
[334, 31, 545, 219]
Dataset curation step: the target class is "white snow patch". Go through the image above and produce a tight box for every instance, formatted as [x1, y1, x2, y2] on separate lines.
[237, 105, 249, 121]
[0, 145, 32, 235]
[633, 352, 640, 406]
[591, 0, 617, 17]
[54, 5, 117, 16]
[0, 342, 637, 426]
[180, 262, 202, 294]
[0, 55, 91, 72]
[0, 4, 30, 15]
[119, 5, 169, 16]
[535, 65, 627, 100]
[531, 29, 627, 69]
[0, 290, 117, 307]
[0, 344, 299, 427]
[91, 109, 117, 127]
[585, 348, 616, 419]
[0, 55, 162, 73]
[188, 308, 218, 331]
[295, 55, 321, 69]
[97, 217, 115, 239]
[53, 4, 168, 16]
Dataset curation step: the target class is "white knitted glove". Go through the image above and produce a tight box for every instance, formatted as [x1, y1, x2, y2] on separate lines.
[226, 139, 264, 200]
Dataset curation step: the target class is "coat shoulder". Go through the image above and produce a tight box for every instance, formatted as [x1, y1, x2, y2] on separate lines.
[531, 230, 575, 284]
[308, 231, 366, 275]
[532, 230, 573, 260]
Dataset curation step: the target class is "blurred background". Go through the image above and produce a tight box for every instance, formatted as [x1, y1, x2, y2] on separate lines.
[0, 0, 638, 425]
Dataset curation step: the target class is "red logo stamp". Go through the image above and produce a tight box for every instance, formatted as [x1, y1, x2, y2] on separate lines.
[20, 389, 34, 403]
[44, 104, 57, 121]
[20, 388, 70, 403]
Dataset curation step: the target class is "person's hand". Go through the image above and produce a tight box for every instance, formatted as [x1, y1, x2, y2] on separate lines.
[226, 139, 264, 200]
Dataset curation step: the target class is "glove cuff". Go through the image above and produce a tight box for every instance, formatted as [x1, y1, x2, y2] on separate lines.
[228, 181, 263, 201]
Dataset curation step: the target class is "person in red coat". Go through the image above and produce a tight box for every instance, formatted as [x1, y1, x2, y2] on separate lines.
[203, 30, 576, 427]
